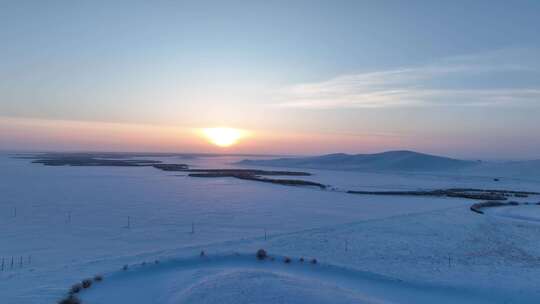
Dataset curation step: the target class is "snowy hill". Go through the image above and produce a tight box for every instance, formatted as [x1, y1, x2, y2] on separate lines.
[239, 151, 477, 172]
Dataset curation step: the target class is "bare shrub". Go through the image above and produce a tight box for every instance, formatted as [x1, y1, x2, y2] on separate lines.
[69, 283, 82, 294]
[310, 258, 318, 264]
[256, 249, 267, 260]
[58, 295, 81, 304]
[93, 274, 103, 282]
[284, 257, 291, 264]
[82, 279, 92, 289]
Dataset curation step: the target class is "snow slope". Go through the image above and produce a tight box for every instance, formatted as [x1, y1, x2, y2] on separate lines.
[80, 254, 535, 304]
[1, 153, 540, 303]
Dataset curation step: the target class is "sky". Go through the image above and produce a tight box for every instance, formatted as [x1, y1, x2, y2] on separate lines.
[1, 0, 539, 159]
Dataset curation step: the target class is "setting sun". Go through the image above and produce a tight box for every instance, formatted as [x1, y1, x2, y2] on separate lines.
[202, 127, 245, 147]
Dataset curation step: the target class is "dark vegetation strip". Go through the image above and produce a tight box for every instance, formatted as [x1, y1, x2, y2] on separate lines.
[24, 153, 164, 167]
[151, 164, 189, 171]
[469, 201, 540, 214]
[189, 173, 326, 188]
[26, 155, 320, 189]
[153, 164, 319, 189]
[446, 188, 539, 195]
[25, 155, 312, 177]
[32, 158, 161, 167]
[470, 202, 510, 214]
[347, 189, 537, 201]
[186, 169, 310, 176]
[152, 164, 311, 176]
[347, 190, 505, 201]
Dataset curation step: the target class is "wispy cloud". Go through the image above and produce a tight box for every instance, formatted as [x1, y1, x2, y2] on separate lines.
[277, 49, 540, 109]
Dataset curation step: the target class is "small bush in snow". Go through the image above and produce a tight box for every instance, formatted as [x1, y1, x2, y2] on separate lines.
[256, 249, 267, 260]
[70, 283, 82, 294]
[299, 257, 304, 262]
[93, 275, 103, 282]
[284, 257, 291, 264]
[123, 264, 128, 271]
[154, 260, 160, 264]
[58, 295, 81, 304]
[82, 279, 92, 289]
[200, 250, 206, 257]
[310, 258, 318, 264]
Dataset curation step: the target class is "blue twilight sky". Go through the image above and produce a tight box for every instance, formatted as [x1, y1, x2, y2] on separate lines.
[1, 0, 539, 158]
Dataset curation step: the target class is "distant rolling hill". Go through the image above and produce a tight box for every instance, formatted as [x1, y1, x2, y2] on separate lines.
[238, 151, 478, 172]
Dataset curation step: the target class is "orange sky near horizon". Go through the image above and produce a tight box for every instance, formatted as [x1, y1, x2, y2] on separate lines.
[1, 116, 538, 160]
[0, 116, 411, 155]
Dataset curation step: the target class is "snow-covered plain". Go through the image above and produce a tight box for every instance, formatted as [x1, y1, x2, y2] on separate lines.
[1, 153, 540, 303]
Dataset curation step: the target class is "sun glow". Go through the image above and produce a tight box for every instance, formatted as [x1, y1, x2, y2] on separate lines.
[202, 127, 245, 147]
